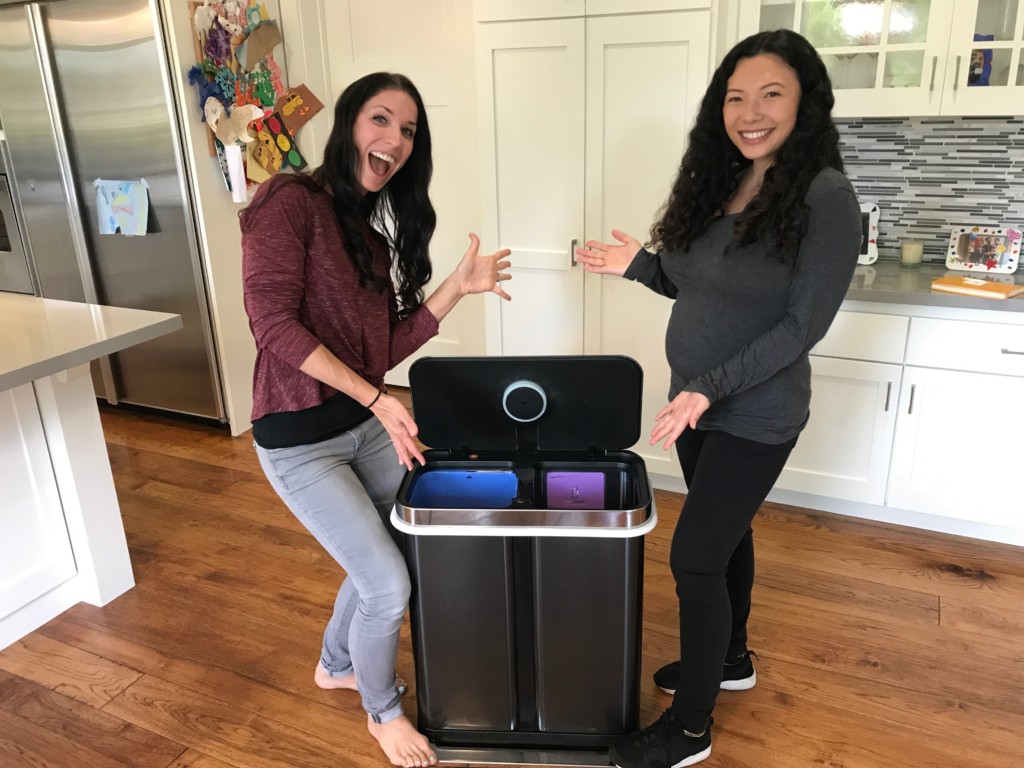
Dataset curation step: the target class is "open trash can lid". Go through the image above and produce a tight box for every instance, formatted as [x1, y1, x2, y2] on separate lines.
[408, 355, 643, 453]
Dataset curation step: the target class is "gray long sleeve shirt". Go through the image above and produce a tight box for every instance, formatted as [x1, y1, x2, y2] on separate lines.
[623, 167, 861, 444]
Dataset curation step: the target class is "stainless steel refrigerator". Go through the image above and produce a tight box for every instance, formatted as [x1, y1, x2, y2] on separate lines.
[0, 0, 225, 421]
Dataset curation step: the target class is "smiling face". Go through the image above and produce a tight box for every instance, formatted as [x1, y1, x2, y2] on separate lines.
[722, 54, 801, 172]
[352, 88, 418, 194]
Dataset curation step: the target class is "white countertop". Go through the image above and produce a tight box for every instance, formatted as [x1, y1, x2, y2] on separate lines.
[1, 294, 182, 391]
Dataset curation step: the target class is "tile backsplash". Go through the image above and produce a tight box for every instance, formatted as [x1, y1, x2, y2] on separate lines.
[838, 117, 1024, 267]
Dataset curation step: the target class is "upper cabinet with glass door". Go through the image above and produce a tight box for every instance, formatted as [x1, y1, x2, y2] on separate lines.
[753, 0, 1024, 116]
[942, 0, 1024, 114]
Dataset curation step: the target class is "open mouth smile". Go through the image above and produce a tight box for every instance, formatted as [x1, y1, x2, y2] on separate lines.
[368, 150, 396, 177]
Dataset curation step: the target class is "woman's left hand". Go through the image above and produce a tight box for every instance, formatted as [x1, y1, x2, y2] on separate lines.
[650, 391, 711, 450]
[457, 233, 513, 300]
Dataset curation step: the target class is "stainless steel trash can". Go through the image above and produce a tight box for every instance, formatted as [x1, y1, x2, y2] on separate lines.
[391, 356, 657, 766]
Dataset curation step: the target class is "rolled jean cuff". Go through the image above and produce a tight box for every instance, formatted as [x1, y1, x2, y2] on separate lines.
[318, 660, 354, 678]
[370, 702, 405, 725]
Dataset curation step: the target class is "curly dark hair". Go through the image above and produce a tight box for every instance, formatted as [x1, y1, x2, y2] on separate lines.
[650, 30, 843, 262]
[310, 72, 436, 316]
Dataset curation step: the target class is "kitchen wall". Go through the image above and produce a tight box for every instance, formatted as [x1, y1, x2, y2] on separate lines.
[839, 116, 1024, 264]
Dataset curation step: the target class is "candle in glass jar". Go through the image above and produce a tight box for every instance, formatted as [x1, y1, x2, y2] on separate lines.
[900, 239, 924, 267]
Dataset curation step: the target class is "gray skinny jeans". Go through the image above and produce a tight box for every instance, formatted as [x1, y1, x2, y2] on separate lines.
[255, 416, 408, 724]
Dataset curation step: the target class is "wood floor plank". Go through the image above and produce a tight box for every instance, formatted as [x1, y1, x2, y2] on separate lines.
[0, 635, 142, 708]
[0, 708, 133, 768]
[164, 751, 242, 768]
[0, 670, 185, 768]
[39, 614, 419, 729]
[101, 675, 383, 768]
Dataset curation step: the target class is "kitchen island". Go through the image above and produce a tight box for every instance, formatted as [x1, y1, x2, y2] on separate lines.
[0, 294, 182, 649]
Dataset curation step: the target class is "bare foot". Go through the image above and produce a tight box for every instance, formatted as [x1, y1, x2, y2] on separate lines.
[367, 714, 437, 767]
[314, 665, 408, 695]
[314, 664, 358, 691]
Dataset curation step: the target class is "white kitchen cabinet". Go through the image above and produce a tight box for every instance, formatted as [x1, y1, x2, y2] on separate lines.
[475, 9, 711, 480]
[772, 305, 1024, 543]
[476, 11, 711, 357]
[0, 383, 76, 622]
[887, 366, 1024, 527]
[886, 314, 1024, 526]
[775, 310, 909, 504]
[737, 0, 1024, 117]
[777, 356, 902, 504]
[473, 0, 710, 21]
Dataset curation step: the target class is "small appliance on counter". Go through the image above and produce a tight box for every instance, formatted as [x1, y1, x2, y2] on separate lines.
[392, 355, 656, 767]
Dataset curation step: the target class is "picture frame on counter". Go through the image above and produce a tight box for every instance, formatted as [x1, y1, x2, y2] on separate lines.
[946, 226, 1021, 274]
[858, 201, 879, 265]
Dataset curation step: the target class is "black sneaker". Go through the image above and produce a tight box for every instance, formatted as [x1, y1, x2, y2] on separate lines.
[653, 650, 758, 695]
[609, 710, 711, 768]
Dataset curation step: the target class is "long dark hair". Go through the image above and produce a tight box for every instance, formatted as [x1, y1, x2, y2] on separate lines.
[651, 30, 842, 262]
[310, 72, 436, 315]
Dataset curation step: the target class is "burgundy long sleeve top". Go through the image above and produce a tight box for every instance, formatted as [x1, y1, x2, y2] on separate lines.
[240, 175, 438, 424]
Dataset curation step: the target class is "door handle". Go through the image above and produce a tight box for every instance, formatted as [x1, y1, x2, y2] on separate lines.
[907, 384, 916, 415]
[1001, 348, 1024, 355]
[929, 56, 937, 91]
[570, 238, 578, 267]
[953, 55, 961, 91]
[884, 381, 892, 412]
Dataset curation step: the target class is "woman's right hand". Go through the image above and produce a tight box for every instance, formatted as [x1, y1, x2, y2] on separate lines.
[574, 229, 642, 276]
[371, 394, 426, 470]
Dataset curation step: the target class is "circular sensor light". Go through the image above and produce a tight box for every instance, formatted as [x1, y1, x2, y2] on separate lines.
[502, 380, 547, 423]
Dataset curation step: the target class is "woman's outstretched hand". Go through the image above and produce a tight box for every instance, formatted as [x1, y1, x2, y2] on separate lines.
[457, 233, 513, 300]
[650, 391, 711, 451]
[574, 229, 642, 276]
[370, 394, 426, 470]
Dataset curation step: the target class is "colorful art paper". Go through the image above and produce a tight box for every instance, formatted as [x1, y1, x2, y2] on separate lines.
[274, 84, 324, 135]
[94, 178, 150, 237]
[241, 20, 282, 72]
[205, 98, 264, 145]
[257, 111, 305, 171]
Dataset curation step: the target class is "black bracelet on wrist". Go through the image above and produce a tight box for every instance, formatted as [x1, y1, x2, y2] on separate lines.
[366, 389, 382, 409]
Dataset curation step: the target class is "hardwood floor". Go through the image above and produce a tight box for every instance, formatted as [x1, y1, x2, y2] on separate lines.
[2, 399, 1023, 767]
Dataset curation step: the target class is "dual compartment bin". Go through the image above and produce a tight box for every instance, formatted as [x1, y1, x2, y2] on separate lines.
[391, 356, 656, 754]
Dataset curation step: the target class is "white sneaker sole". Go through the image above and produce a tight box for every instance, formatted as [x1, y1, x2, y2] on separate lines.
[656, 669, 756, 695]
[613, 745, 711, 768]
[674, 744, 712, 767]
[720, 669, 756, 691]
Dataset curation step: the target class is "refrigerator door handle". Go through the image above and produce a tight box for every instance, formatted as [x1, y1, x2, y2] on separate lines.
[28, 3, 118, 404]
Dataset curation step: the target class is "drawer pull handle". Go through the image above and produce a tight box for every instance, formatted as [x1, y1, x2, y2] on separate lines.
[884, 381, 892, 412]
[908, 384, 916, 415]
[1001, 348, 1024, 356]
[571, 238, 578, 267]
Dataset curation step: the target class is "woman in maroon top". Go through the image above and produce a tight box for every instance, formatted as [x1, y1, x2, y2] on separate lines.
[241, 73, 511, 768]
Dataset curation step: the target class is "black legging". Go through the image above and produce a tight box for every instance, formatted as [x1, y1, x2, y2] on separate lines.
[669, 427, 797, 733]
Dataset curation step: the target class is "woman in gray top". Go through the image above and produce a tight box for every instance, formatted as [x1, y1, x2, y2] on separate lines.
[576, 30, 861, 768]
